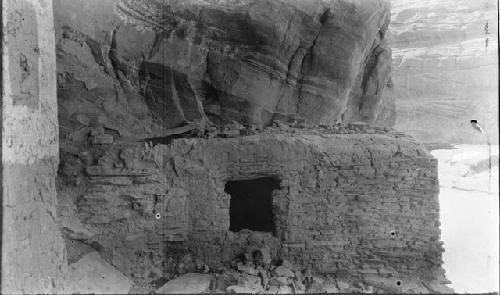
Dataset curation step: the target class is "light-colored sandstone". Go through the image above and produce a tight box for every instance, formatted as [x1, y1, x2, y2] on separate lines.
[155, 273, 214, 294]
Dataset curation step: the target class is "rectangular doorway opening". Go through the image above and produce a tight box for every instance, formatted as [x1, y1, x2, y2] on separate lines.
[225, 177, 281, 233]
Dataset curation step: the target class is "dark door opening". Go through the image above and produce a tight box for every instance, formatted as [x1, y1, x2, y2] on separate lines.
[225, 177, 280, 233]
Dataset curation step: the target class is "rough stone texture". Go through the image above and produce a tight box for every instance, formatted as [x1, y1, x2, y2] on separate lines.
[155, 273, 213, 294]
[67, 251, 134, 294]
[58, 126, 448, 289]
[53, 0, 395, 133]
[1, 0, 67, 293]
[388, 0, 499, 144]
[53, 0, 164, 145]
[50, 0, 453, 292]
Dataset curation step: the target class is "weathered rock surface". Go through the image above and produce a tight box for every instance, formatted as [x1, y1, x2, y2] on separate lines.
[54, 0, 395, 137]
[54, 0, 164, 147]
[272, 266, 295, 278]
[51, 1, 456, 293]
[207, 253, 448, 294]
[155, 273, 213, 294]
[66, 252, 134, 294]
[388, 0, 498, 144]
[122, 0, 395, 127]
[65, 239, 95, 265]
[52, 1, 402, 287]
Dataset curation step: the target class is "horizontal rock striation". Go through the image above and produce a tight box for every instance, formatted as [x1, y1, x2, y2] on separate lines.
[54, 0, 163, 145]
[54, 0, 395, 135]
[388, 0, 498, 144]
[53, 1, 450, 292]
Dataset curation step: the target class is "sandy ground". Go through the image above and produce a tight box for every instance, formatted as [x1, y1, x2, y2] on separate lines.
[432, 145, 499, 293]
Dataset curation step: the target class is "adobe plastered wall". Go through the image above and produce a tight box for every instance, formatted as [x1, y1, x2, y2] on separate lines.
[58, 129, 445, 285]
[1, 0, 67, 293]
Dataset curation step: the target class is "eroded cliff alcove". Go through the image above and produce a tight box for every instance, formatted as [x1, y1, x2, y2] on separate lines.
[1, 0, 454, 294]
[53, 0, 451, 293]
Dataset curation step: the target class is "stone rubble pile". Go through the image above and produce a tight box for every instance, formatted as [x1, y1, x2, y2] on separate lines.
[153, 246, 422, 294]
[197, 119, 410, 140]
[63, 241, 451, 295]
[82, 112, 417, 147]
[129, 119, 414, 145]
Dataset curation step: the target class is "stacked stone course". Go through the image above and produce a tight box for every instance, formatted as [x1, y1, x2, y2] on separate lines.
[58, 126, 447, 289]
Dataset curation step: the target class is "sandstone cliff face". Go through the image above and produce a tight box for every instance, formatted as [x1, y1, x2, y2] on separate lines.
[54, 0, 395, 137]
[52, 1, 453, 291]
[54, 0, 163, 144]
[388, 0, 498, 144]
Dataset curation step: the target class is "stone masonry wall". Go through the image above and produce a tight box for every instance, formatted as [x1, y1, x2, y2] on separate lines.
[58, 126, 446, 288]
[1, 0, 67, 293]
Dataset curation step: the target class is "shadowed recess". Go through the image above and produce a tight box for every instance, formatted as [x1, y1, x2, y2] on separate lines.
[225, 177, 280, 233]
